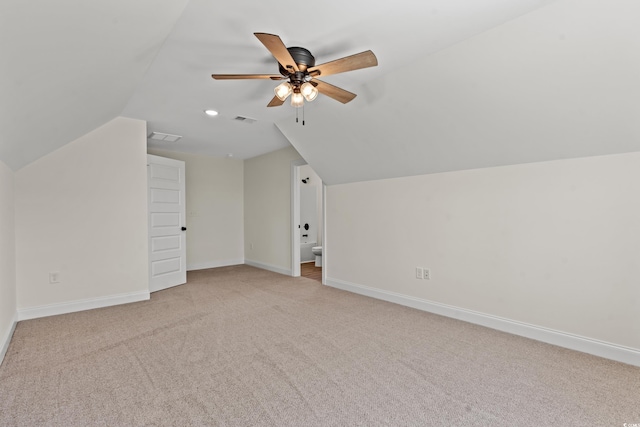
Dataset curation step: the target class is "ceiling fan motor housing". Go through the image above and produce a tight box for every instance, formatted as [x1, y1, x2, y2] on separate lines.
[279, 47, 315, 76]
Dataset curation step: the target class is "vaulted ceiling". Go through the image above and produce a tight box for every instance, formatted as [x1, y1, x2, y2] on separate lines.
[0, 0, 190, 170]
[277, 0, 640, 184]
[2, 0, 639, 185]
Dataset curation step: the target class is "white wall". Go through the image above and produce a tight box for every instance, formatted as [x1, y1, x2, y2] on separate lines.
[299, 164, 323, 245]
[244, 146, 303, 275]
[300, 186, 317, 244]
[326, 152, 640, 357]
[14, 117, 149, 317]
[0, 158, 16, 364]
[147, 149, 244, 270]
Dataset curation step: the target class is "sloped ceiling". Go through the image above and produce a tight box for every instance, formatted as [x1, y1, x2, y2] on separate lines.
[0, 0, 190, 170]
[1, 0, 559, 171]
[278, 0, 640, 185]
[4, 0, 637, 182]
[123, 0, 557, 161]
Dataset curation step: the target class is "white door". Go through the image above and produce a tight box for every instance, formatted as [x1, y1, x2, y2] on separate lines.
[147, 154, 187, 292]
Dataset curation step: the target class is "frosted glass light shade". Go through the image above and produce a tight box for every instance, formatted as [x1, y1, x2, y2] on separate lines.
[274, 82, 292, 101]
[291, 92, 304, 108]
[300, 82, 318, 101]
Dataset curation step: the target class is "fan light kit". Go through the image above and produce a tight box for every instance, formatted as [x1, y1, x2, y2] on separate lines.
[212, 33, 378, 124]
[274, 81, 318, 105]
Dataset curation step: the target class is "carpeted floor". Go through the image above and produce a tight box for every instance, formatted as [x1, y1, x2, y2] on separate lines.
[1, 265, 638, 426]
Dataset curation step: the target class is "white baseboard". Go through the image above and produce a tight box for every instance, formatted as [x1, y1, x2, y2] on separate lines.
[0, 312, 18, 367]
[245, 259, 292, 276]
[326, 277, 640, 367]
[17, 290, 150, 321]
[187, 259, 244, 271]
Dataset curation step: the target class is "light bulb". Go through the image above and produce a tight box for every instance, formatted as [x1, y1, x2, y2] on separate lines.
[300, 82, 318, 102]
[291, 92, 304, 108]
[274, 82, 292, 101]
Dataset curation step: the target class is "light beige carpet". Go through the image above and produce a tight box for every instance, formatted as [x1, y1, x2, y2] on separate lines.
[1, 265, 638, 426]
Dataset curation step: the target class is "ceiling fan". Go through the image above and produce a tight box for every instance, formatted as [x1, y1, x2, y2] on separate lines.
[211, 33, 378, 108]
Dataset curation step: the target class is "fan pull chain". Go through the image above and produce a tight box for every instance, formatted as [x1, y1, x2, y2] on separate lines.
[296, 108, 299, 123]
[302, 104, 305, 126]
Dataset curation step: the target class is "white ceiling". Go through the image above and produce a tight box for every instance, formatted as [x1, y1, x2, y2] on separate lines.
[0, 0, 190, 170]
[1, 0, 559, 170]
[277, 0, 640, 184]
[127, 0, 558, 159]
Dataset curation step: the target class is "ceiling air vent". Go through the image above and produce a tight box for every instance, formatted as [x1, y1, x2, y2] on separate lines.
[233, 116, 257, 124]
[148, 132, 182, 142]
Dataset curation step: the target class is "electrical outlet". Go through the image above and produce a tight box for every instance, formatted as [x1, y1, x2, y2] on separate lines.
[423, 268, 431, 280]
[49, 272, 60, 284]
[416, 267, 424, 279]
[250, 243, 254, 250]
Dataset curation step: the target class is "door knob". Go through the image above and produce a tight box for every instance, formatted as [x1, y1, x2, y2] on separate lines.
[181, 227, 187, 231]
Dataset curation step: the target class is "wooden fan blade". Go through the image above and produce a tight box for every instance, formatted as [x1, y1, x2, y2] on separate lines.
[211, 74, 283, 80]
[267, 96, 285, 107]
[308, 50, 377, 78]
[312, 79, 357, 104]
[254, 33, 299, 73]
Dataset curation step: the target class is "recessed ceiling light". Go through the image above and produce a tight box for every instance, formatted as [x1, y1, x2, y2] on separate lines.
[204, 109, 219, 116]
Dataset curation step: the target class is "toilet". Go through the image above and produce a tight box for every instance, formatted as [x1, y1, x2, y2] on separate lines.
[312, 246, 322, 267]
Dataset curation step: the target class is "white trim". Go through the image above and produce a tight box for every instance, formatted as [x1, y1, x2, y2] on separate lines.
[17, 290, 150, 321]
[321, 183, 327, 285]
[187, 259, 244, 271]
[245, 259, 292, 276]
[0, 312, 18, 367]
[325, 277, 640, 367]
[291, 158, 307, 277]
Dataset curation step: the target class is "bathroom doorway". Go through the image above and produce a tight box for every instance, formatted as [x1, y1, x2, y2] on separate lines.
[300, 261, 322, 282]
[291, 160, 325, 283]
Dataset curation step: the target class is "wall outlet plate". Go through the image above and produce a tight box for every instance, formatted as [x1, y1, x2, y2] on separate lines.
[416, 267, 424, 279]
